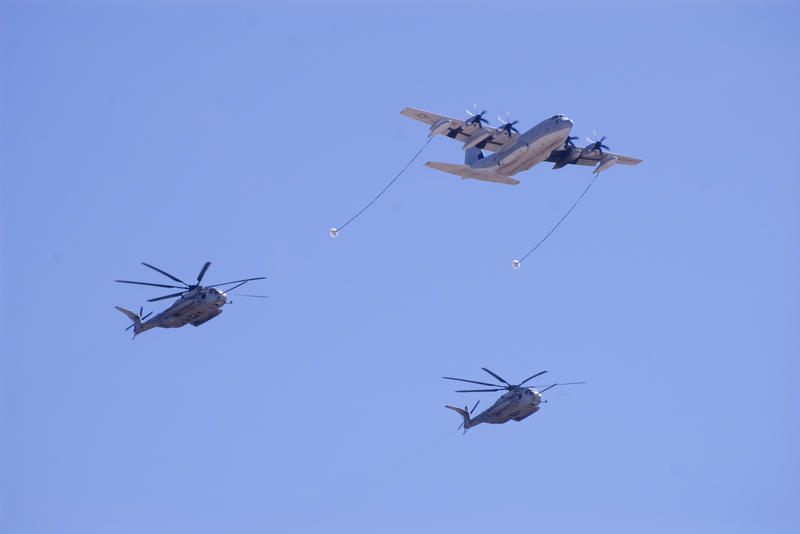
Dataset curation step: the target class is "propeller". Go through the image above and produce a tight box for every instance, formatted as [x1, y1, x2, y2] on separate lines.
[564, 135, 578, 148]
[443, 368, 549, 393]
[115, 280, 186, 289]
[207, 276, 267, 289]
[117, 262, 266, 303]
[585, 131, 609, 154]
[458, 400, 481, 429]
[481, 367, 511, 386]
[196, 262, 211, 284]
[497, 113, 519, 136]
[141, 262, 189, 286]
[470, 400, 480, 414]
[125, 306, 153, 331]
[529, 381, 587, 387]
[465, 105, 489, 129]
[147, 291, 186, 303]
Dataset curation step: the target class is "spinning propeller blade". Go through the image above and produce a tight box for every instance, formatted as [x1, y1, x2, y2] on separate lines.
[208, 276, 267, 288]
[465, 105, 489, 128]
[147, 291, 186, 303]
[196, 262, 211, 284]
[497, 113, 519, 136]
[585, 131, 609, 154]
[481, 367, 511, 386]
[141, 262, 189, 286]
[442, 376, 504, 388]
[470, 400, 480, 414]
[115, 280, 186, 289]
[125, 307, 153, 330]
[517, 370, 548, 387]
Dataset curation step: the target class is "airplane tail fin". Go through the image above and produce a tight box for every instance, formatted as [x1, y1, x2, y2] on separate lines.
[445, 405, 472, 431]
[464, 147, 484, 165]
[115, 306, 143, 336]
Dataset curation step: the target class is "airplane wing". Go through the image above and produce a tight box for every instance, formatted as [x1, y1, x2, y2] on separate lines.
[424, 161, 520, 185]
[401, 107, 516, 152]
[546, 145, 643, 168]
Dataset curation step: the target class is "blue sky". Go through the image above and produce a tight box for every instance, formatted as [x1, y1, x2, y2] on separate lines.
[1, 1, 798, 532]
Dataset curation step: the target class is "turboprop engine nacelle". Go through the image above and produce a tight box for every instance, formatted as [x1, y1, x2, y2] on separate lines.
[429, 119, 451, 137]
[463, 129, 491, 150]
[594, 154, 618, 174]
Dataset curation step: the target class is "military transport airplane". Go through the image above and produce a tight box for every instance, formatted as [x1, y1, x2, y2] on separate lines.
[401, 106, 642, 185]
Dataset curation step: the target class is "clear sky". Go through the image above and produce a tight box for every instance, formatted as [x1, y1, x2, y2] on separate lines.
[2, 1, 798, 533]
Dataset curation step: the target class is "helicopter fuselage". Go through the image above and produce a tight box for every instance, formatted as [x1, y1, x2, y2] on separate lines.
[468, 387, 542, 428]
[139, 286, 227, 333]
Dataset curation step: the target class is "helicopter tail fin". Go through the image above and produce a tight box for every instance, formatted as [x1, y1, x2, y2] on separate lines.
[115, 306, 142, 336]
[445, 405, 472, 431]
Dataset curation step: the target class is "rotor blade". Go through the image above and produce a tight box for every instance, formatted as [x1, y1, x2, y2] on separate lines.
[196, 262, 211, 284]
[141, 263, 189, 286]
[207, 276, 267, 287]
[141, 311, 153, 320]
[481, 367, 510, 386]
[470, 400, 480, 414]
[224, 280, 248, 293]
[455, 388, 505, 393]
[538, 383, 559, 393]
[517, 370, 548, 387]
[442, 376, 504, 388]
[115, 280, 186, 289]
[147, 291, 185, 303]
[529, 381, 587, 387]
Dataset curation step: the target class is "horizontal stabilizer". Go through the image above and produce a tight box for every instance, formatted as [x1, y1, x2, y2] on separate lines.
[424, 161, 520, 186]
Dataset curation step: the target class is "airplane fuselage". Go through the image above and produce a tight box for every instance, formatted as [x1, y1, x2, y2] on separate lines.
[470, 115, 574, 177]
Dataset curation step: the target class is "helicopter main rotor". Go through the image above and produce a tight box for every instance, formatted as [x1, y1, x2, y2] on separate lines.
[116, 262, 266, 302]
[442, 367, 548, 393]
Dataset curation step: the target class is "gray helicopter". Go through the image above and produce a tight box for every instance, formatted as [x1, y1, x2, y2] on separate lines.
[115, 261, 265, 337]
[443, 368, 585, 432]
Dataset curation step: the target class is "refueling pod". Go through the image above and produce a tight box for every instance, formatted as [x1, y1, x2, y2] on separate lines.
[594, 154, 618, 174]
[428, 119, 452, 137]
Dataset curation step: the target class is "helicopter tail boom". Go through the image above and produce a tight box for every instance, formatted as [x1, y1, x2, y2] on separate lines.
[445, 405, 473, 430]
[115, 306, 143, 335]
